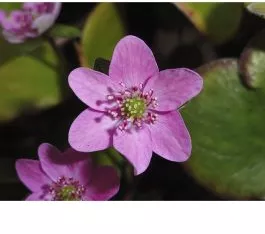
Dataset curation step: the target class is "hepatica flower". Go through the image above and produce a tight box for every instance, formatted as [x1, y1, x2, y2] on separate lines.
[68, 35, 203, 175]
[16, 143, 120, 201]
[0, 2, 61, 43]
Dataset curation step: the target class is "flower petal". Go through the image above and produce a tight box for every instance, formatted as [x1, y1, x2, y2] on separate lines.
[144, 68, 203, 112]
[109, 35, 159, 87]
[63, 148, 93, 185]
[69, 108, 115, 152]
[52, 2, 62, 20]
[15, 159, 51, 192]
[33, 14, 55, 35]
[2, 30, 25, 44]
[38, 143, 93, 184]
[84, 166, 120, 201]
[38, 143, 63, 181]
[26, 191, 52, 201]
[32, 3, 61, 35]
[69, 67, 120, 111]
[113, 127, 152, 175]
[150, 111, 191, 162]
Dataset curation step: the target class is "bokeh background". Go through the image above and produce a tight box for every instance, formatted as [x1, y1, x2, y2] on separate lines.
[1, 2, 265, 200]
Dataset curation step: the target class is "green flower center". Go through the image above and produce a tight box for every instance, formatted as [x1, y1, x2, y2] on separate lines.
[49, 177, 85, 201]
[58, 185, 77, 201]
[122, 97, 146, 119]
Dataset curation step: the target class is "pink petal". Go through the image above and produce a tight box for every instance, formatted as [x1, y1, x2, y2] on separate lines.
[113, 127, 152, 175]
[15, 159, 51, 192]
[38, 143, 63, 181]
[38, 143, 93, 184]
[52, 2, 62, 20]
[84, 166, 120, 201]
[150, 111, 191, 162]
[33, 14, 56, 35]
[2, 30, 25, 44]
[26, 191, 52, 201]
[109, 35, 159, 87]
[69, 67, 120, 111]
[32, 3, 62, 35]
[63, 148, 93, 185]
[69, 108, 115, 152]
[144, 68, 203, 112]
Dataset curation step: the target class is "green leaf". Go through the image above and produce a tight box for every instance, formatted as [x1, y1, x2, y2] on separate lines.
[182, 59, 265, 199]
[81, 3, 126, 67]
[0, 37, 43, 66]
[0, 41, 64, 122]
[94, 58, 110, 75]
[48, 24, 81, 39]
[0, 2, 22, 12]
[174, 3, 243, 44]
[246, 3, 265, 18]
[92, 148, 124, 169]
[239, 30, 265, 89]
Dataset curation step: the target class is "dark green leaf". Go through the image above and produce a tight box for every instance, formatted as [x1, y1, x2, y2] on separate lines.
[91, 148, 125, 176]
[94, 58, 110, 75]
[182, 59, 265, 199]
[174, 3, 243, 44]
[48, 24, 81, 39]
[246, 3, 265, 18]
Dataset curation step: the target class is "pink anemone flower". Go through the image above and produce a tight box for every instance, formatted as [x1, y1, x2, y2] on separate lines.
[16, 143, 120, 201]
[0, 2, 61, 43]
[68, 35, 203, 175]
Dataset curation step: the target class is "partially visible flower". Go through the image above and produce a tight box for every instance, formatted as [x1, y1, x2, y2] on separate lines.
[68, 35, 203, 175]
[0, 2, 61, 43]
[15, 143, 120, 201]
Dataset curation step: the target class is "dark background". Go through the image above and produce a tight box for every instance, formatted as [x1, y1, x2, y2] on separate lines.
[1, 3, 265, 201]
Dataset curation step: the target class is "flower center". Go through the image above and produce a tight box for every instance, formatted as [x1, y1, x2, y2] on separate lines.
[5, 11, 37, 37]
[58, 185, 76, 201]
[49, 176, 86, 201]
[122, 97, 146, 119]
[106, 82, 158, 131]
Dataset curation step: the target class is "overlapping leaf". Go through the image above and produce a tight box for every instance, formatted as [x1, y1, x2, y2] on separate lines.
[182, 59, 265, 199]
[239, 30, 265, 89]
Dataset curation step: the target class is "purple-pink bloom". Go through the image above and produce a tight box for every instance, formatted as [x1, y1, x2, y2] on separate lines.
[68, 35, 203, 175]
[15, 143, 120, 201]
[0, 2, 61, 43]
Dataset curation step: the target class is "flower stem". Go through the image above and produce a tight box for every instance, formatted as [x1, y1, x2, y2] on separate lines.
[45, 36, 70, 98]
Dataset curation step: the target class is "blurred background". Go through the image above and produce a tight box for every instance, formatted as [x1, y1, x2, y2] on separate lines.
[1, 2, 265, 201]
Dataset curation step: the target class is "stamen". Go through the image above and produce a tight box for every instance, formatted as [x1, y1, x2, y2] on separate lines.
[49, 176, 85, 201]
[105, 82, 159, 131]
[107, 95, 114, 100]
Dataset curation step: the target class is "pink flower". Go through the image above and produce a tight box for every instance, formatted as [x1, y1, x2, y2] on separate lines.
[0, 2, 61, 43]
[15, 143, 120, 201]
[68, 35, 203, 175]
